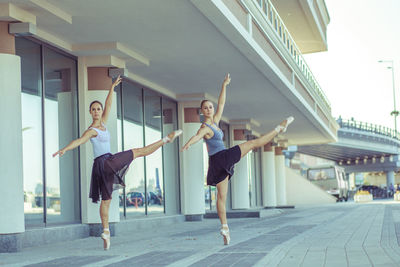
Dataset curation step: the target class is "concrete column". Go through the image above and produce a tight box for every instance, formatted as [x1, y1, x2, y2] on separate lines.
[78, 64, 119, 233]
[179, 105, 205, 220]
[275, 147, 287, 206]
[387, 171, 395, 190]
[162, 106, 180, 215]
[262, 143, 276, 207]
[231, 129, 250, 209]
[0, 23, 24, 252]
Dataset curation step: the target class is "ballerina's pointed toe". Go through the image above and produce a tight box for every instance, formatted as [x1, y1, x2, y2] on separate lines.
[101, 232, 110, 250]
[220, 228, 230, 245]
[166, 129, 183, 143]
[275, 116, 295, 133]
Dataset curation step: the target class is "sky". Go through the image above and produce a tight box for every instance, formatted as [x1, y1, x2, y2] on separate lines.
[303, 0, 400, 130]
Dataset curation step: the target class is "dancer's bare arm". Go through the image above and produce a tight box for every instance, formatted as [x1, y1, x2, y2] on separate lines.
[102, 75, 122, 124]
[214, 73, 230, 125]
[181, 126, 210, 152]
[53, 129, 96, 157]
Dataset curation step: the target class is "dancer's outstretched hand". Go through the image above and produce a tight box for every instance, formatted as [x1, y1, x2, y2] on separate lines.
[223, 73, 231, 86]
[52, 149, 65, 158]
[180, 144, 190, 152]
[112, 75, 122, 88]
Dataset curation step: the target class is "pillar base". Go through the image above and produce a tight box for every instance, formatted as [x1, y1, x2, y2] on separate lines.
[264, 206, 277, 209]
[88, 223, 115, 237]
[185, 214, 203, 221]
[275, 205, 295, 209]
[0, 233, 22, 253]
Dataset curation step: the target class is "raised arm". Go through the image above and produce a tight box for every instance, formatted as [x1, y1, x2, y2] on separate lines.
[102, 75, 122, 124]
[181, 126, 210, 152]
[52, 129, 96, 157]
[214, 73, 231, 125]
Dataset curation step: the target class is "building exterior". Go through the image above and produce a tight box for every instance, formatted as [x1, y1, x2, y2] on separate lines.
[0, 0, 337, 252]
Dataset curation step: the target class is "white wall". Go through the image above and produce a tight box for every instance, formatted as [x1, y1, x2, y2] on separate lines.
[0, 54, 24, 234]
[285, 167, 336, 205]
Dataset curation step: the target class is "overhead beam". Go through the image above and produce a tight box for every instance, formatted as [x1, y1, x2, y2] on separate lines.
[29, 0, 72, 24]
[35, 28, 72, 51]
[0, 3, 36, 24]
[72, 42, 149, 66]
[85, 55, 126, 69]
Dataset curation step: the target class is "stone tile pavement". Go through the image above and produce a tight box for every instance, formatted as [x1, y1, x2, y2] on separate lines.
[2, 201, 400, 266]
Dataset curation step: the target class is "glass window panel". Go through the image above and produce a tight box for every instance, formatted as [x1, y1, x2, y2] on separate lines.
[122, 82, 145, 216]
[144, 91, 164, 214]
[16, 38, 44, 227]
[43, 46, 80, 224]
[162, 99, 180, 215]
[116, 84, 125, 217]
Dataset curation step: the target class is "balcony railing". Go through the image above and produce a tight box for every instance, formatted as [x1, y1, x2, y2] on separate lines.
[252, 0, 331, 112]
[337, 118, 400, 140]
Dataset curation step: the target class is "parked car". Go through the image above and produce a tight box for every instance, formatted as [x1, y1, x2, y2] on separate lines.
[148, 191, 162, 205]
[357, 185, 387, 199]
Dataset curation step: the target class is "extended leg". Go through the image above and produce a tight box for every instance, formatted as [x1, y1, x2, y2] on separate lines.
[132, 130, 182, 159]
[238, 117, 293, 158]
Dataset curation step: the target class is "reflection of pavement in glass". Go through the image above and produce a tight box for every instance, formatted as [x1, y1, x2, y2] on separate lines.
[119, 205, 164, 214]
[24, 206, 61, 215]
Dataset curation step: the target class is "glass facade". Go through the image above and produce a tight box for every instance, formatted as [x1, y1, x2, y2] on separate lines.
[16, 38, 80, 226]
[116, 80, 180, 217]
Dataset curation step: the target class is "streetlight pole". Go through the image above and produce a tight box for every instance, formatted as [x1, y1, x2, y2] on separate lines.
[379, 60, 398, 134]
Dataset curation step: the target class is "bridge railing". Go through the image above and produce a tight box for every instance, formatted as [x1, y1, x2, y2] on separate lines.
[337, 118, 400, 140]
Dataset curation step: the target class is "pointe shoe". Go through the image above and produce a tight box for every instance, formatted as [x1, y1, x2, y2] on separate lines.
[220, 227, 230, 245]
[101, 232, 110, 250]
[164, 129, 183, 143]
[275, 116, 294, 133]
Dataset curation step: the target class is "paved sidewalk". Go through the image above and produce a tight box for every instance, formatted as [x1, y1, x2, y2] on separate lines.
[2, 201, 400, 267]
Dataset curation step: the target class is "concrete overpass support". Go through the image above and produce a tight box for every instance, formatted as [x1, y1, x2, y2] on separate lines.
[387, 171, 395, 190]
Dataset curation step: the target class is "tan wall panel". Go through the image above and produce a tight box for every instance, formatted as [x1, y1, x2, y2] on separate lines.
[275, 147, 284, 155]
[264, 142, 273, 152]
[184, 108, 200, 123]
[234, 129, 246, 141]
[0, 22, 15, 55]
[87, 67, 111, 90]
[252, 21, 292, 82]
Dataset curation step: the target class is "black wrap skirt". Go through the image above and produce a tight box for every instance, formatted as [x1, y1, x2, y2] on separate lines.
[89, 150, 134, 203]
[206, 145, 242, 186]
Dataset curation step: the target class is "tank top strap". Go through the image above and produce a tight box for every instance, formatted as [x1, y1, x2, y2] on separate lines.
[89, 127, 99, 133]
[203, 122, 217, 132]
